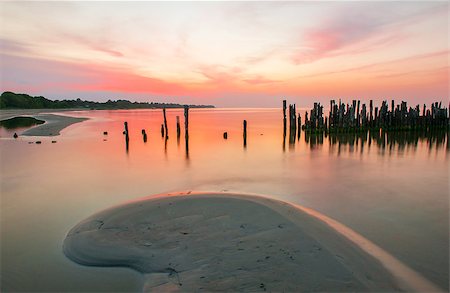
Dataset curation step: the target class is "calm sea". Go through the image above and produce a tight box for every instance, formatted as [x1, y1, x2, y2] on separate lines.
[1, 108, 448, 291]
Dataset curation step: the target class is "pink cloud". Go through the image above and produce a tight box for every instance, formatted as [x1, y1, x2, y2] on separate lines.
[243, 76, 281, 85]
[292, 3, 446, 64]
[297, 50, 449, 79]
[0, 54, 185, 96]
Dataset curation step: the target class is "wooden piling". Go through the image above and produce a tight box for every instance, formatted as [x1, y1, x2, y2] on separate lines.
[124, 121, 129, 135]
[163, 108, 168, 139]
[243, 120, 247, 147]
[124, 122, 130, 144]
[223, 132, 228, 139]
[124, 122, 129, 153]
[184, 105, 189, 139]
[142, 129, 147, 143]
[176, 116, 181, 138]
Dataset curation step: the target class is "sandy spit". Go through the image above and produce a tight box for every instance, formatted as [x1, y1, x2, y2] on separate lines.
[63, 192, 420, 292]
[0, 110, 87, 136]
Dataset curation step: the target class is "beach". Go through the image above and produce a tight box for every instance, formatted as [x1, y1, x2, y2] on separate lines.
[0, 110, 87, 136]
[64, 192, 435, 292]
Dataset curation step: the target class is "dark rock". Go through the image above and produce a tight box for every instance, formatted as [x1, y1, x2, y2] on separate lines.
[36, 141, 42, 144]
[103, 131, 108, 135]
[13, 133, 18, 138]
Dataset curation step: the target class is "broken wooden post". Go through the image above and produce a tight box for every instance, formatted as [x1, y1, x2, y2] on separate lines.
[283, 100, 287, 137]
[163, 108, 168, 139]
[124, 121, 129, 135]
[243, 120, 247, 147]
[357, 100, 361, 128]
[176, 116, 181, 138]
[369, 100, 373, 126]
[142, 129, 147, 143]
[184, 105, 189, 139]
[124, 122, 129, 153]
[124, 122, 129, 144]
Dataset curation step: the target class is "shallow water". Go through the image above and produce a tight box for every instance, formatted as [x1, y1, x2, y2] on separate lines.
[1, 108, 448, 291]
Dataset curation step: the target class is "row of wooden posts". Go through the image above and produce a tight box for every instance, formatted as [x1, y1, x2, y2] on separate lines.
[123, 105, 249, 147]
[124, 105, 191, 141]
[283, 99, 450, 135]
[122, 100, 448, 151]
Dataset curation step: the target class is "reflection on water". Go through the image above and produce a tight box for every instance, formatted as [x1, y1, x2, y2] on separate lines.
[0, 108, 448, 292]
[298, 129, 449, 155]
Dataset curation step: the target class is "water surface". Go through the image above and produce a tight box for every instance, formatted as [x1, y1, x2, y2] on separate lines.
[1, 108, 448, 291]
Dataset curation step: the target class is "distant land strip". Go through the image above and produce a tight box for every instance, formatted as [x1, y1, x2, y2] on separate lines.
[0, 91, 215, 110]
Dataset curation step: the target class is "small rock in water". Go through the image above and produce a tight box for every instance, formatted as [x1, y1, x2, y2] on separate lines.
[103, 131, 108, 135]
[35, 141, 42, 144]
[13, 133, 18, 139]
[223, 132, 228, 139]
[51, 141, 57, 143]
[28, 142, 33, 144]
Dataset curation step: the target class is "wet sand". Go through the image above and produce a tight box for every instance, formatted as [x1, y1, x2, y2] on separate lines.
[0, 110, 87, 136]
[63, 192, 426, 292]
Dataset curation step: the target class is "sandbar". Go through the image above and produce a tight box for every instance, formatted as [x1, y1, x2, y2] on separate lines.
[0, 110, 87, 136]
[62, 192, 428, 292]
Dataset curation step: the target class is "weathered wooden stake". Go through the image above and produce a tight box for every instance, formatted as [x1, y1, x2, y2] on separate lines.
[163, 108, 168, 139]
[124, 121, 129, 135]
[283, 100, 287, 135]
[243, 120, 247, 147]
[184, 105, 189, 139]
[142, 129, 147, 143]
[124, 122, 129, 143]
[124, 122, 129, 153]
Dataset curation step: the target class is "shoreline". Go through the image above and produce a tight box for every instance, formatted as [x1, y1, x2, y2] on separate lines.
[63, 192, 439, 292]
[0, 110, 87, 136]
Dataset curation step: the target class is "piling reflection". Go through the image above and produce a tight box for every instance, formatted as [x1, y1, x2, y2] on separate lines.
[321, 130, 449, 155]
[125, 135, 129, 154]
[185, 134, 189, 161]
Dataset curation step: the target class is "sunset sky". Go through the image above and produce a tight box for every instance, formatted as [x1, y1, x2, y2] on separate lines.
[0, 1, 448, 107]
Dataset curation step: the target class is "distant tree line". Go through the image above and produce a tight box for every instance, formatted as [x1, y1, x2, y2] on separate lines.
[0, 91, 214, 109]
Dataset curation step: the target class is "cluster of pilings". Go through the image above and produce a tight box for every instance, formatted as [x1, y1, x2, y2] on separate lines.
[123, 105, 190, 155]
[283, 100, 301, 144]
[301, 100, 449, 133]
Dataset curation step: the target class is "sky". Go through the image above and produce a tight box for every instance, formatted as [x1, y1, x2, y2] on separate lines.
[0, 1, 448, 107]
